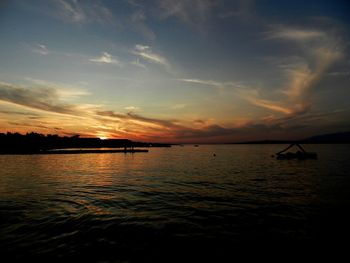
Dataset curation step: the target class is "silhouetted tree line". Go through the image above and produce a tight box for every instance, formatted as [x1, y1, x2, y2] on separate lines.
[0, 132, 171, 153]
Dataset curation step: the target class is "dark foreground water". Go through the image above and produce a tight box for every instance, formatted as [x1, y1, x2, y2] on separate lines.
[1, 144, 350, 261]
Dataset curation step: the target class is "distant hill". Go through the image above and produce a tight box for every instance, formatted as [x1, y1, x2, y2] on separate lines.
[300, 131, 350, 144]
[234, 131, 350, 144]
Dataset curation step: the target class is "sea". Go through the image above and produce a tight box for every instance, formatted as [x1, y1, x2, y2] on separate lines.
[1, 144, 350, 261]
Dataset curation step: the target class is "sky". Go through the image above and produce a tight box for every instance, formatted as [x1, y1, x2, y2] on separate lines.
[0, 0, 349, 143]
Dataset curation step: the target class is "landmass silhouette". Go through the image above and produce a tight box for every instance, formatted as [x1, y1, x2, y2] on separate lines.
[232, 131, 350, 144]
[1, 131, 349, 154]
[0, 132, 170, 154]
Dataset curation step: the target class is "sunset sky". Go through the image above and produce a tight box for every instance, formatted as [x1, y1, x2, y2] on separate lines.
[0, 0, 349, 143]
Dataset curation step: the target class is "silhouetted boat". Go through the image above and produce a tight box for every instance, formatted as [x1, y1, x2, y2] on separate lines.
[194, 145, 199, 147]
[275, 143, 317, 160]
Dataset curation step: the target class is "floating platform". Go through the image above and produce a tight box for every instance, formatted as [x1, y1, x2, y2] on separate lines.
[276, 152, 318, 160]
[275, 143, 318, 160]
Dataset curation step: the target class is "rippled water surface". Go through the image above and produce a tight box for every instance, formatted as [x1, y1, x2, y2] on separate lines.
[1, 145, 350, 261]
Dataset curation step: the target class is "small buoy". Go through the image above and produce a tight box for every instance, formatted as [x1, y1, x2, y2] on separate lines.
[271, 154, 275, 158]
[213, 153, 216, 157]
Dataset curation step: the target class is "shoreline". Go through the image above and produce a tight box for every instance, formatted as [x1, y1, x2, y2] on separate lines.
[0, 149, 149, 155]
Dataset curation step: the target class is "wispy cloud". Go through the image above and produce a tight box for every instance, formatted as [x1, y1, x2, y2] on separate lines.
[246, 97, 293, 115]
[178, 78, 246, 88]
[265, 27, 326, 41]
[178, 78, 249, 96]
[31, 43, 49, 55]
[53, 0, 116, 25]
[54, 0, 156, 40]
[171, 104, 186, 109]
[328, 70, 350, 76]
[89, 52, 122, 66]
[55, 0, 85, 23]
[280, 30, 342, 104]
[130, 10, 156, 41]
[97, 110, 180, 129]
[124, 106, 140, 112]
[0, 81, 92, 116]
[156, 0, 216, 30]
[0, 109, 40, 117]
[25, 78, 91, 100]
[246, 26, 344, 117]
[133, 44, 169, 67]
[179, 78, 223, 87]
